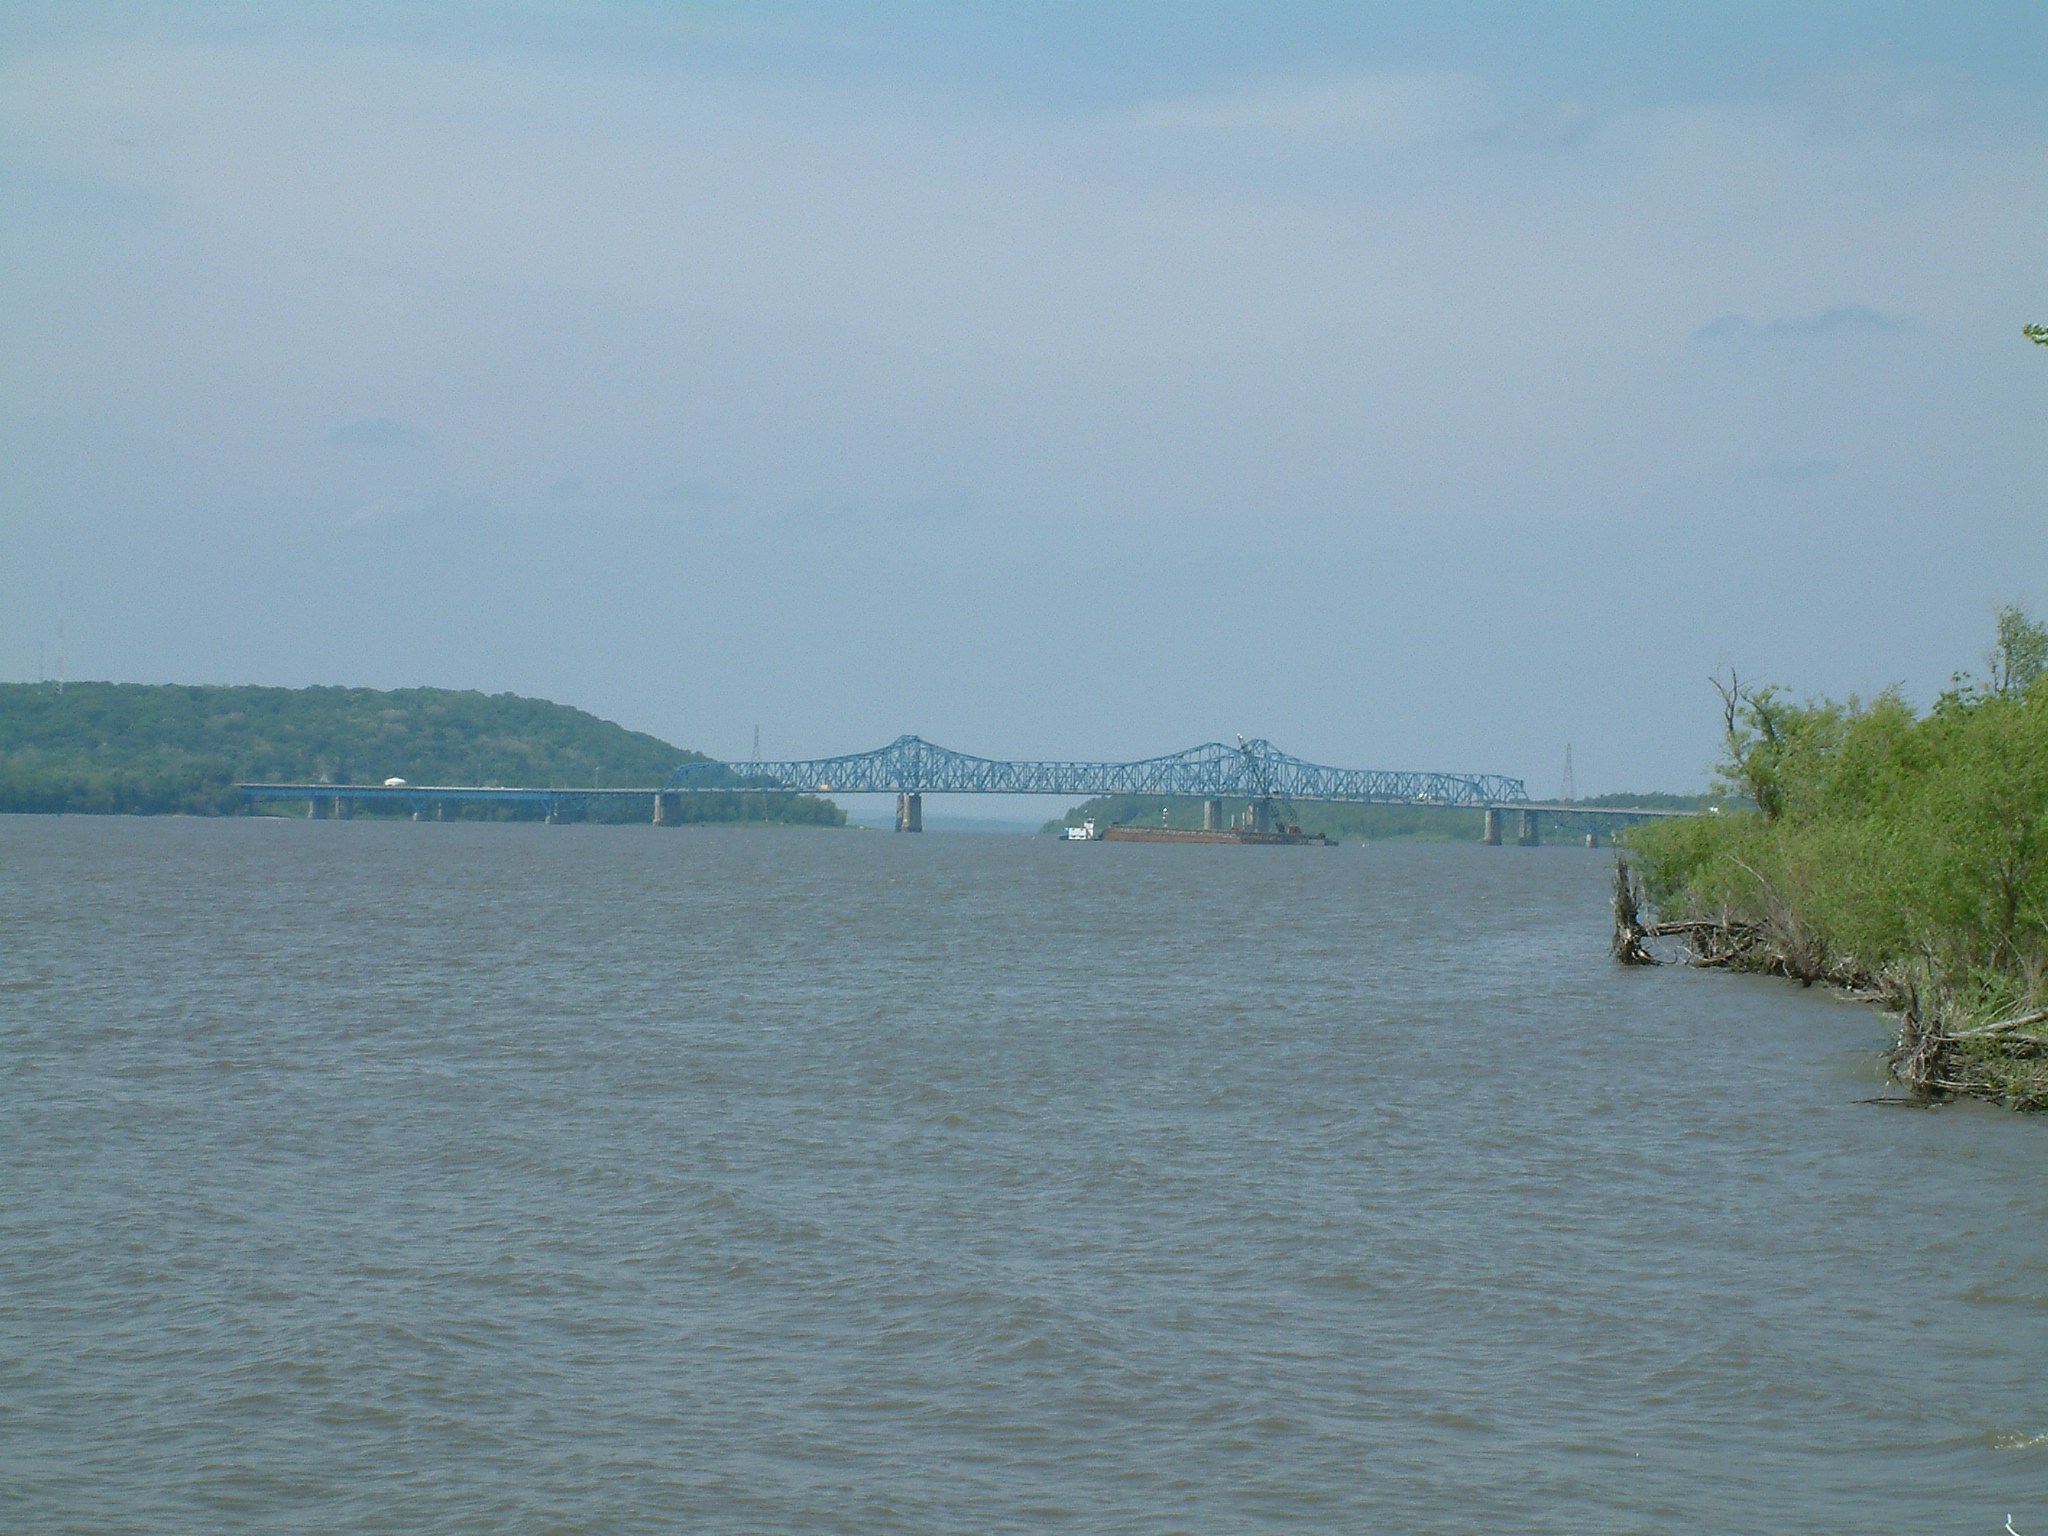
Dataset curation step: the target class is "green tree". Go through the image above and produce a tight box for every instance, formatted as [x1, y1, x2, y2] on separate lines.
[1988, 604, 2048, 697]
[1638, 612, 2048, 992]
[1709, 672, 1825, 822]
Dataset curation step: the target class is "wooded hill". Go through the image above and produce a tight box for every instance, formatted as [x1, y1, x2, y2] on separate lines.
[0, 682, 843, 824]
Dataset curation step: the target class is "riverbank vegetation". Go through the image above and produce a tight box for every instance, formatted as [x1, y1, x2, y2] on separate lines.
[0, 683, 843, 825]
[1619, 608, 2048, 1110]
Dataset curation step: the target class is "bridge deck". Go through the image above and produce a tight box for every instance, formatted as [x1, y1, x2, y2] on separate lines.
[240, 731, 1693, 820]
[243, 784, 659, 802]
[239, 784, 1692, 820]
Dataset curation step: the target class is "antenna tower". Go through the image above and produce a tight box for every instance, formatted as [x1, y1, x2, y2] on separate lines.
[1559, 744, 1575, 804]
[752, 725, 761, 765]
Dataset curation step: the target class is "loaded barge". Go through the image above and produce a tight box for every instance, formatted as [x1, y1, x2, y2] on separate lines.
[1062, 810, 1335, 845]
[1100, 822, 1336, 846]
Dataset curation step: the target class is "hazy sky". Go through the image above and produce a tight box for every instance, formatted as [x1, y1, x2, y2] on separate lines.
[4, 2, 2045, 794]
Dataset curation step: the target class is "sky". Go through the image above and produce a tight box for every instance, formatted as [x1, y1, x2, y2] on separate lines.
[4, 2, 2046, 797]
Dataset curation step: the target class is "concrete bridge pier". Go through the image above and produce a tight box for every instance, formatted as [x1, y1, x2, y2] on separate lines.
[1482, 807, 1502, 846]
[896, 792, 923, 833]
[1249, 798, 1273, 833]
[308, 796, 329, 819]
[1203, 798, 1225, 831]
[1517, 809, 1541, 847]
[1585, 829, 1600, 849]
[653, 791, 680, 827]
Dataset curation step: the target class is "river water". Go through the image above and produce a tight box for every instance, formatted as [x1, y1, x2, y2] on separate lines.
[4, 817, 2044, 1533]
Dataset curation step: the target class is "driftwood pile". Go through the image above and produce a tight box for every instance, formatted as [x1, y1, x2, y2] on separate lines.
[1888, 1000, 2048, 1109]
[1609, 861, 1657, 966]
[1610, 858, 2048, 1110]
[1610, 861, 1771, 971]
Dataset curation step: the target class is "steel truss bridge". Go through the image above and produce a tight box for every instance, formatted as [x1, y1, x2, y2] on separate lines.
[240, 735, 1694, 835]
[668, 735, 1529, 806]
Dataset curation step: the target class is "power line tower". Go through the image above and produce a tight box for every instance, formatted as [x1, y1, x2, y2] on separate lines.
[1559, 744, 1575, 804]
[752, 725, 761, 766]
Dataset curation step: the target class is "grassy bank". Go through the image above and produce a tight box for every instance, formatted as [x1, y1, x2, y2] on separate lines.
[0, 682, 844, 826]
[1621, 610, 2048, 1109]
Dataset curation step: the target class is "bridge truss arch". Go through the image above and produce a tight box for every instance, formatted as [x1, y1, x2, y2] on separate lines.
[666, 735, 1529, 807]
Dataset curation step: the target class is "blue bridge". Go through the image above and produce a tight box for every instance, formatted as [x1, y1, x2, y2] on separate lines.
[242, 734, 1689, 842]
[669, 735, 1690, 840]
[668, 735, 1527, 805]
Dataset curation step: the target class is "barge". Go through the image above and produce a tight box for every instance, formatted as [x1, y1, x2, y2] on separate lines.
[1099, 823, 1335, 846]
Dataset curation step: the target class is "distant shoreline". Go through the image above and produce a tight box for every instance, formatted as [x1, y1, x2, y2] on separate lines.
[0, 681, 845, 827]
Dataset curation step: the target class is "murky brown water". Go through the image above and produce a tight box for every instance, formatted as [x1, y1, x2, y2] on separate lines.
[4, 817, 2044, 1532]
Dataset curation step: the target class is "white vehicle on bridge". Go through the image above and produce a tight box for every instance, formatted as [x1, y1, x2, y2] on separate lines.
[384, 777, 408, 787]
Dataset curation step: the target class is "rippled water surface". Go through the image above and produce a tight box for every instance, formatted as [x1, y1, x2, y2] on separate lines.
[4, 817, 2045, 1533]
